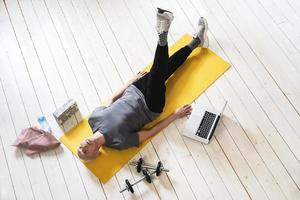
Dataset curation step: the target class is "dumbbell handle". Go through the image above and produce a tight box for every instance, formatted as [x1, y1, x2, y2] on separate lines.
[119, 170, 156, 193]
[129, 162, 169, 172]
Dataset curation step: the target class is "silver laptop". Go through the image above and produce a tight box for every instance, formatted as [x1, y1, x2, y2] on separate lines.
[182, 101, 227, 144]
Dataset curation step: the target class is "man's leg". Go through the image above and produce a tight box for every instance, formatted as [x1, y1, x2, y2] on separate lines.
[165, 17, 209, 80]
[143, 8, 174, 113]
[148, 44, 169, 81]
[134, 41, 169, 113]
[144, 42, 170, 113]
[165, 46, 192, 80]
[148, 8, 173, 81]
[134, 8, 173, 97]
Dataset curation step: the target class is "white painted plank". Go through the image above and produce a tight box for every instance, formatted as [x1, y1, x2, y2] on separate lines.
[261, 0, 300, 27]
[236, 0, 300, 142]
[165, 124, 216, 199]
[190, 0, 300, 192]
[124, 0, 157, 52]
[2, 1, 106, 200]
[231, 0, 300, 142]
[82, 0, 134, 81]
[204, 89, 270, 199]
[249, 0, 300, 74]
[55, 0, 111, 102]
[0, 53, 51, 199]
[42, 0, 101, 113]
[278, 19, 300, 61]
[211, 0, 300, 113]
[175, 117, 251, 200]
[202, 26, 295, 198]
[256, 0, 288, 24]
[1, 40, 71, 200]
[243, 0, 300, 138]
[283, 0, 300, 19]
[151, 134, 197, 200]
[199, 132, 251, 200]
[171, 0, 296, 198]
[17, 0, 109, 199]
[69, 0, 123, 93]
[29, 0, 88, 116]
[0, 6, 61, 199]
[207, 76, 290, 200]
[0, 134, 16, 200]
[0, 30, 36, 200]
[197, 94, 268, 199]
[207, 80, 300, 200]
[96, 0, 153, 70]
[0, 81, 34, 200]
[178, 0, 297, 197]
[3, 0, 97, 199]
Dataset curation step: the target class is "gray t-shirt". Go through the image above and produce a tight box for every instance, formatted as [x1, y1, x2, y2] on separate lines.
[88, 85, 160, 150]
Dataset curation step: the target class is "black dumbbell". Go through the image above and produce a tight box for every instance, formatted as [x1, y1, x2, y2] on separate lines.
[136, 158, 143, 173]
[156, 161, 162, 176]
[119, 169, 157, 193]
[142, 169, 152, 183]
[130, 160, 169, 173]
[125, 179, 134, 193]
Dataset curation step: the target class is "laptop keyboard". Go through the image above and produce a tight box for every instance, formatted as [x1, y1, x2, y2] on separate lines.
[196, 111, 217, 138]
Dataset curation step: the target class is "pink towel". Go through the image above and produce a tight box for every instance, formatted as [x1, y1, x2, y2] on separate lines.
[12, 127, 60, 155]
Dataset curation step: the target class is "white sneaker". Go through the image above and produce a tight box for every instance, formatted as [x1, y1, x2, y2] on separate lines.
[156, 8, 174, 34]
[194, 17, 209, 48]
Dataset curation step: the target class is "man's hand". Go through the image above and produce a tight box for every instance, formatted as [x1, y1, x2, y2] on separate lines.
[174, 104, 193, 119]
[138, 104, 193, 143]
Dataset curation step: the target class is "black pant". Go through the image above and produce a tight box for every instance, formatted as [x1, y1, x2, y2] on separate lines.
[133, 44, 192, 113]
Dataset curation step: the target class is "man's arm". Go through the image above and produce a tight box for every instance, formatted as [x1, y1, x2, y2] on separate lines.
[138, 105, 192, 143]
[108, 71, 148, 106]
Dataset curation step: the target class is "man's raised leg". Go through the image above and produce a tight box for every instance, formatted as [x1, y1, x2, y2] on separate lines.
[165, 17, 209, 80]
[148, 8, 174, 81]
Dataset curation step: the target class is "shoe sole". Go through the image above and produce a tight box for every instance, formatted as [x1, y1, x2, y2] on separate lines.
[157, 7, 173, 14]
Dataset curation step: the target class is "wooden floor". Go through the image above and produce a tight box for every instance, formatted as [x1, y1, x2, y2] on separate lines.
[1, 0, 300, 199]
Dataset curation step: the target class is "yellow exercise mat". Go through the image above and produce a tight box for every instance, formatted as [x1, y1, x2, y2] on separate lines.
[60, 34, 230, 183]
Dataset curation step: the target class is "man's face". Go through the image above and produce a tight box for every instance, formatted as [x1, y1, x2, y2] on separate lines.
[77, 138, 100, 160]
